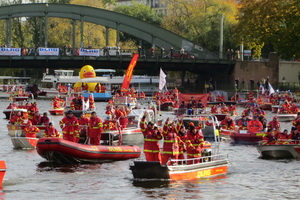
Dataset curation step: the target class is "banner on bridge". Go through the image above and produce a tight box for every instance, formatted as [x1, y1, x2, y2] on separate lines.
[38, 48, 60, 56]
[0, 48, 21, 56]
[79, 48, 100, 57]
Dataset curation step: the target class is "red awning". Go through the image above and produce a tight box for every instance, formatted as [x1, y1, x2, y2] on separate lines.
[178, 93, 208, 106]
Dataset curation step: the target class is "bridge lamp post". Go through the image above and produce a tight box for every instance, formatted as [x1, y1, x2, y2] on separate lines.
[219, 14, 224, 59]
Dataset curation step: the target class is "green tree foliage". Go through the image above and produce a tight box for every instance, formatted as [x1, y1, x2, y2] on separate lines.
[113, 2, 163, 49]
[162, 0, 238, 52]
[235, 0, 300, 59]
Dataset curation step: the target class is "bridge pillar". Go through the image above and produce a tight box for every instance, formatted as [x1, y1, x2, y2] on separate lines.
[44, 13, 48, 47]
[39, 17, 43, 47]
[80, 16, 84, 48]
[105, 27, 109, 46]
[116, 22, 120, 47]
[5, 16, 12, 47]
[72, 19, 76, 50]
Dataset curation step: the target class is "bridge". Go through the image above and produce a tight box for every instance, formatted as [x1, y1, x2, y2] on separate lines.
[0, 3, 235, 86]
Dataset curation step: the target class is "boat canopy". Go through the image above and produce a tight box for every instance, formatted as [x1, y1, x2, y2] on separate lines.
[94, 69, 116, 73]
[81, 77, 109, 83]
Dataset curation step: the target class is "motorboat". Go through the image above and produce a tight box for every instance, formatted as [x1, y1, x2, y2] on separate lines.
[256, 144, 300, 159]
[36, 138, 141, 164]
[7, 124, 46, 138]
[11, 137, 38, 149]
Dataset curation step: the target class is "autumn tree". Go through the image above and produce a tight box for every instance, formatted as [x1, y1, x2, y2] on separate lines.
[162, 0, 238, 53]
[235, 0, 300, 60]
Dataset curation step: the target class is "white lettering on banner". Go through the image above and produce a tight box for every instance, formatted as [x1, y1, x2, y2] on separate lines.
[38, 48, 60, 56]
[0, 48, 21, 56]
[79, 48, 100, 57]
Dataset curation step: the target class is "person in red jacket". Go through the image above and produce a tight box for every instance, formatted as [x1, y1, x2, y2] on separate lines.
[31, 111, 42, 125]
[220, 116, 236, 130]
[292, 112, 300, 131]
[10, 111, 25, 125]
[140, 111, 163, 162]
[78, 112, 90, 143]
[87, 111, 103, 145]
[161, 118, 182, 165]
[59, 110, 79, 142]
[43, 122, 60, 138]
[27, 102, 39, 121]
[275, 129, 288, 144]
[185, 122, 204, 164]
[267, 116, 280, 132]
[262, 129, 276, 145]
[38, 112, 50, 126]
[52, 96, 61, 109]
[237, 115, 249, 130]
[247, 116, 263, 133]
[24, 121, 40, 138]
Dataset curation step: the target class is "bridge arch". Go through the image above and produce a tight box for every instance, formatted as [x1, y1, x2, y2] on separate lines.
[0, 3, 217, 59]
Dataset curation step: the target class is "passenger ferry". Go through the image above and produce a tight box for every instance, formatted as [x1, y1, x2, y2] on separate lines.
[41, 69, 159, 97]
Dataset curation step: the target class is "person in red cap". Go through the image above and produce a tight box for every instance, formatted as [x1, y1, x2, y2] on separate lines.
[24, 121, 40, 138]
[140, 111, 163, 162]
[185, 121, 204, 164]
[267, 116, 280, 132]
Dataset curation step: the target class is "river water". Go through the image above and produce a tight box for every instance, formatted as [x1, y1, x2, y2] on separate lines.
[0, 99, 300, 200]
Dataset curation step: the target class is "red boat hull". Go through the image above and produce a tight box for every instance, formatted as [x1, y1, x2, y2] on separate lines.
[0, 161, 6, 189]
[230, 131, 264, 145]
[36, 138, 141, 164]
[49, 109, 64, 115]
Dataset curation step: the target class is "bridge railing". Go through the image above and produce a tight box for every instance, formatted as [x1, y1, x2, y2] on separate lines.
[0, 46, 237, 61]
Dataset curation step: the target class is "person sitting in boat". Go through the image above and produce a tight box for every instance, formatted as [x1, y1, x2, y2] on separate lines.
[220, 104, 230, 114]
[261, 129, 276, 145]
[31, 111, 42, 125]
[258, 116, 268, 132]
[38, 112, 50, 126]
[288, 127, 300, 144]
[24, 121, 40, 138]
[140, 111, 163, 163]
[237, 115, 249, 130]
[161, 118, 182, 165]
[186, 100, 194, 115]
[247, 116, 263, 133]
[275, 129, 289, 145]
[9, 111, 25, 125]
[43, 122, 60, 138]
[139, 91, 146, 99]
[87, 111, 103, 145]
[103, 115, 117, 131]
[179, 101, 185, 109]
[279, 101, 291, 114]
[229, 104, 237, 116]
[52, 96, 61, 109]
[185, 122, 204, 164]
[289, 102, 298, 114]
[292, 112, 300, 131]
[210, 105, 218, 114]
[60, 110, 79, 142]
[6, 103, 14, 109]
[220, 116, 235, 130]
[267, 116, 280, 132]
[242, 107, 251, 117]
[253, 108, 266, 118]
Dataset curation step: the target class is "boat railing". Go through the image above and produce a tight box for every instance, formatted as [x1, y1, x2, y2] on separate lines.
[169, 154, 229, 167]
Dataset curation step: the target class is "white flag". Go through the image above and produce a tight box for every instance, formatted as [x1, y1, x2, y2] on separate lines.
[159, 68, 167, 91]
[269, 82, 275, 95]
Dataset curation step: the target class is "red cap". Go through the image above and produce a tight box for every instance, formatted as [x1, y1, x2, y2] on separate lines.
[189, 122, 194, 126]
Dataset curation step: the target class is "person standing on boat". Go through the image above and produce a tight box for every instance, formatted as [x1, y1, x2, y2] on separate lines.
[31, 111, 42, 125]
[27, 102, 39, 122]
[60, 110, 80, 142]
[161, 118, 182, 165]
[79, 112, 90, 143]
[140, 111, 163, 163]
[185, 122, 204, 164]
[44, 122, 60, 138]
[87, 111, 103, 145]
[52, 96, 61, 109]
[24, 121, 40, 138]
[247, 116, 263, 133]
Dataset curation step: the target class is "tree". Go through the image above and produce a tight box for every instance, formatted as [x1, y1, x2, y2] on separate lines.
[162, 0, 238, 52]
[235, 0, 300, 60]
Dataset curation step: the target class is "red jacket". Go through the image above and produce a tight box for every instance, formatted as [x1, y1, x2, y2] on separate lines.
[24, 125, 40, 138]
[44, 127, 60, 137]
[88, 116, 103, 138]
[60, 116, 79, 135]
[248, 120, 263, 133]
[140, 117, 162, 153]
[185, 129, 204, 157]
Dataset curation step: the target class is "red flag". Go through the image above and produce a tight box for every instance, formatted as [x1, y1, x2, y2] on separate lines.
[121, 54, 139, 91]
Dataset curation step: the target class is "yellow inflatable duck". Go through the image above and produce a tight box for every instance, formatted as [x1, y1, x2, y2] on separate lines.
[73, 65, 98, 92]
